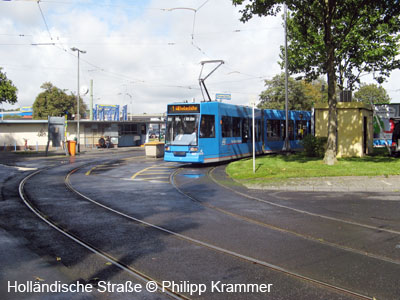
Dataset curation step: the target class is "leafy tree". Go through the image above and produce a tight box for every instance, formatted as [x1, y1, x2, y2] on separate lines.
[353, 83, 390, 105]
[232, 0, 400, 165]
[258, 74, 327, 110]
[0, 68, 18, 105]
[33, 82, 87, 120]
[303, 77, 329, 104]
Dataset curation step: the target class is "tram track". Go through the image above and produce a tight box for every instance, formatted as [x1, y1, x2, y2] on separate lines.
[171, 167, 400, 267]
[207, 166, 400, 236]
[18, 159, 188, 300]
[64, 164, 373, 300]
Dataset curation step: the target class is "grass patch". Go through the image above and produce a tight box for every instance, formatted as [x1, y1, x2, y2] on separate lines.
[226, 151, 400, 184]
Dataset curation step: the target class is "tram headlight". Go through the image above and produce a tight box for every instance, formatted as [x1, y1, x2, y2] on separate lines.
[165, 146, 170, 151]
[189, 147, 198, 152]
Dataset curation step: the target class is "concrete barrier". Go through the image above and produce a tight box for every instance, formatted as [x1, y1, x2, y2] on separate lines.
[144, 141, 164, 158]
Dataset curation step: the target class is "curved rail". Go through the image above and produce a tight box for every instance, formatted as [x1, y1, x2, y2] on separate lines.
[19, 166, 188, 300]
[171, 167, 400, 266]
[208, 167, 400, 236]
[65, 165, 372, 300]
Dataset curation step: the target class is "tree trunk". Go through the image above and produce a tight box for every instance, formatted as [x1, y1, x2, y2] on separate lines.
[323, 0, 338, 165]
[323, 69, 338, 165]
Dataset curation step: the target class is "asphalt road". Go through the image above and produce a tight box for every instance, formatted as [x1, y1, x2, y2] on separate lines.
[1, 149, 399, 300]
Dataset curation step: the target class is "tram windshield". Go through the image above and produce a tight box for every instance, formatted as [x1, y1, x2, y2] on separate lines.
[166, 115, 199, 145]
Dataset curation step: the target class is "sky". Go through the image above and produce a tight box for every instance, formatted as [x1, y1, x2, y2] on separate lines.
[1, 0, 400, 114]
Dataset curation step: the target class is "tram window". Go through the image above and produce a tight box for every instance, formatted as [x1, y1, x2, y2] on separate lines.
[289, 120, 294, 140]
[232, 117, 241, 137]
[267, 120, 281, 141]
[249, 119, 253, 142]
[166, 115, 199, 145]
[221, 116, 232, 137]
[200, 115, 215, 138]
[281, 120, 295, 140]
[242, 118, 250, 143]
[257, 119, 262, 141]
[296, 120, 308, 140]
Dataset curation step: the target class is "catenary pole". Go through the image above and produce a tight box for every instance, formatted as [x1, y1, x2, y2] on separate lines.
[71, 47, 86, 152]
[283, 4, 290, 151]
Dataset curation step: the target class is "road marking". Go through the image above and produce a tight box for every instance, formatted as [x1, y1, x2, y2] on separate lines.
[326, 181, 332, 186]
[130, 163, 179, 182]
[136, 172, 171, 175]
[85, 164, 105, 176]
[131, 166, 152, 179]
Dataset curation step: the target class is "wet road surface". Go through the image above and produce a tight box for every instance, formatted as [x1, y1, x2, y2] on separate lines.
[1, 150, 399, 299]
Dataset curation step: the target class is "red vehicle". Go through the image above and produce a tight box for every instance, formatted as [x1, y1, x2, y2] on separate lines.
[391, 119, 400, 156]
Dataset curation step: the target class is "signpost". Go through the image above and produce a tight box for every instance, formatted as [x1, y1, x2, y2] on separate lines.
[215, 93, 231, 101]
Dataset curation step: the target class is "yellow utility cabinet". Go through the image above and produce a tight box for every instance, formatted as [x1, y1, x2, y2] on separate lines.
[314, 102, 373, 157]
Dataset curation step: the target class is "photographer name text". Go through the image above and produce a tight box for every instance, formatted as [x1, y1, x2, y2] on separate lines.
[8, 280, 273, 296]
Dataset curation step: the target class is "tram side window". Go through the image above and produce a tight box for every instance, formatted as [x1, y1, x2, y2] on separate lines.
[296, 120, 308, 140]
[242, 118, 250, 143]
[232, 117, 241, 137]
[200, 115, 215, 138]
[289, 120, 294, 140]
[267, 120, 281, 141]
[281, 120, 295, 140]
[221, 116, 232, 137]
[257, 119, 262, 141]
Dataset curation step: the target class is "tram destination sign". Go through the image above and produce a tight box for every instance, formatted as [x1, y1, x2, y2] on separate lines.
[168, 104, 200, 114]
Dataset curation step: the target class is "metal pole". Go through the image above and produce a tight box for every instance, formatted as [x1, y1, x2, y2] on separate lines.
[90, 79, 93, 121]
[77, 50, 80, 152]
[71, 47, 86, 153]
[252, 101, 256, 173]
[283, 4, 290, 151]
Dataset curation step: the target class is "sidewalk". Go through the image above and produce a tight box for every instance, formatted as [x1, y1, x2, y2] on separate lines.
[0, 146, 143, 164]
[243, 175, 400, 192]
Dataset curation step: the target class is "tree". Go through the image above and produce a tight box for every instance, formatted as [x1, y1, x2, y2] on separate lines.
[258, 74, 327, 110]
[0, 68, 18, 105]
[353, 83, 391, 105]
[232, 0, 400, 165]
[33, 82, 87, 120]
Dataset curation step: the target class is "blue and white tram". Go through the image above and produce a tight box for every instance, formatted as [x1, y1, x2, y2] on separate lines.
[164, 102, 263, 163]
[164, 101, 311, 164]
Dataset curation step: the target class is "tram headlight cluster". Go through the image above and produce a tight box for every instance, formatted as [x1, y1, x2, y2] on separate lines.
[165, 146, 170, 151]
[189, 147, 198, 152]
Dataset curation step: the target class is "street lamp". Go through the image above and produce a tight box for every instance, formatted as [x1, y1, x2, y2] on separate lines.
[71, 47, 86, 152]
[163, 7, 197, 41]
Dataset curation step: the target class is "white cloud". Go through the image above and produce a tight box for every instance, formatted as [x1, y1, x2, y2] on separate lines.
[1, 0, 399, 114]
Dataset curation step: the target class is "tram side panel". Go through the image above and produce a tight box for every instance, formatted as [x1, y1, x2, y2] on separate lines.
[199, 102, 220, 163]
[214, 104, 263, 163]
[263, 109, 311, 152]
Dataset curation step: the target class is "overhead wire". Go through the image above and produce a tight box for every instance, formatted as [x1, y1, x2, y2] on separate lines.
[36, 0, 53, 41]
[1, 0, 275, 101]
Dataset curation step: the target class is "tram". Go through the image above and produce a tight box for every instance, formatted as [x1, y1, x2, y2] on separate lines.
[164, 101, 311, 163]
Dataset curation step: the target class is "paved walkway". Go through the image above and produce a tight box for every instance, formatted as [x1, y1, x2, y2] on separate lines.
[243, 175, 400, 192]
[0, 146, 142, 164]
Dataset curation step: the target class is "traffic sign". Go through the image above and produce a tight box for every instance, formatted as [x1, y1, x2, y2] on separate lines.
[216, 93, 231, 101]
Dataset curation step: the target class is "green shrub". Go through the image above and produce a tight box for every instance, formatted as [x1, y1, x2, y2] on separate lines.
[301, 135, 327, 157]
